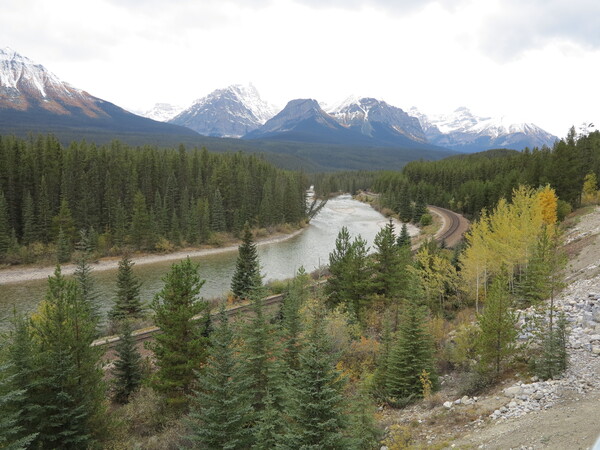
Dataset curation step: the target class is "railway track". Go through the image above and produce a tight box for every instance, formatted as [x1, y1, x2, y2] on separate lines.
[428, 205, 466, 247]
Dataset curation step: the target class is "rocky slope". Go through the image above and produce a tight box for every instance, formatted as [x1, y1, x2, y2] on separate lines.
[379, 207, 600, 449]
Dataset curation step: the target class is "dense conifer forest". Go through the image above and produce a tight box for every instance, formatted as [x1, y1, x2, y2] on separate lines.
[374, 128, 600, 219]
[0, 134, 308, 264]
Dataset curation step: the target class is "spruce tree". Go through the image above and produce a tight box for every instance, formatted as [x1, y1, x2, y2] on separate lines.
[110, 255, 143, 322]
[112, 321, 143, 404]
[252, 389, 286, 449]
[0, 363, 37, 450]
[148, 258, 210, 410]
[283, 308, 351, 449]
[397, 184, 413, 223]
[23, 267, 105, 448]
[372, 220, 404, 300]
[56, 226, 71, 263]
[21, 191, 36, 246]
[186, 307, 253, 449]
[0, 191, 10, 259]
[240, 289, 286, 414]
[74, 229, 101, 329]
[281, 268, 308, 372]
[397, 223, 411, 248]
[210, 188, 226, 232]
[386, 301, 438, 403]
[231, 221, 262, 299]
[477, 275, 518, 377]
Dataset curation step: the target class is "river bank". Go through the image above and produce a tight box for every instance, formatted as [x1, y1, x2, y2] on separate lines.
[0, 226, 306, 285]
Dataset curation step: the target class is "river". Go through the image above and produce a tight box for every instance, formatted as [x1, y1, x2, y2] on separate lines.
[0, 195, 416, 330]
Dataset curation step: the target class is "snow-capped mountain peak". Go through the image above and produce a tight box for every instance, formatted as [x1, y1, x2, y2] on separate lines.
[0, 47, 106, 117]
[170, 83, 276, 137]
[329, 96, 427, 143]
[409, 107, 558, 152]
[137, 103, 184, 122]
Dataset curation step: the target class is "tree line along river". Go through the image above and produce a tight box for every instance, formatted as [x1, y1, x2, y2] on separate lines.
[0, 195, 418, 331]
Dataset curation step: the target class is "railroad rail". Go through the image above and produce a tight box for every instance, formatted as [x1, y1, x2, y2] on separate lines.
[428, 205, 466, 247]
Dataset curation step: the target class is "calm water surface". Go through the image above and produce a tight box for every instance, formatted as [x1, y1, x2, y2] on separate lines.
[0, 195, 396, 329]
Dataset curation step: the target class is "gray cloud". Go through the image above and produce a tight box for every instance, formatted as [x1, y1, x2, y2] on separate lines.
[480, 0, 600, 61]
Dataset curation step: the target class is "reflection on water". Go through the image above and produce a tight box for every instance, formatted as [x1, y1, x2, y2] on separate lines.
[0, 195, 397, 329]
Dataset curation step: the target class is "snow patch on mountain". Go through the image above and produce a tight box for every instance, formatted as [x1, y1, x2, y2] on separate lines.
[170, 83, 276, 137]
[138, 103, 184, 122]
[409, 106, 558, 152]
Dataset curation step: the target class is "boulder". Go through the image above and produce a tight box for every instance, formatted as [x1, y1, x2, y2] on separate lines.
[503, 386, 522, 397]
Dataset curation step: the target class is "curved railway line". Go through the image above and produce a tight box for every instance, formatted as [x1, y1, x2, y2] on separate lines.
[429, 205, 468, 248]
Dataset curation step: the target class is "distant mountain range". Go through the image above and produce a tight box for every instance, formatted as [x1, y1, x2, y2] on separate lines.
[143, 86, 558, 153]
[0, 47, 558, 173]
[0, 47, 199, 145]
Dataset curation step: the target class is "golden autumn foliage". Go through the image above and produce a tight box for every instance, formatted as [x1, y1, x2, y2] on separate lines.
[582, 172, 600, 205]
[459, 185, 559, 307]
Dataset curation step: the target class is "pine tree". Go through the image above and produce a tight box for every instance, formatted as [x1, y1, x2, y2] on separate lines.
[477, 275, 518, 377]
[240, 290, 286, 413]
[347, 388, 381, 450]
[74, 229, 101, 329]
[412, 191, 427, 224]
[397, 184, 413, 223]
[0, 191, 10, 259]
[210, 188, 226, 232]
[21, 191, 36, 246]
[326, 227, 372, 320]
[23, 267, 106, 448]
[186, 307, 253, 449]
[283, 308, 351, 449]
[56, 226, 71, 263]
[112, 321, 143, 404]
[372, 220, 404, 300]
[252, 389, 286, 449]
[397, 223, 411, 248]
[148, 258, 210, 410]
[110, 255, 144, 322]
[231, 222, 262, 299]
[372, 315, 393, 398]
[281, 268, 308, 372]
[0, 363, 37, 450]
[386, 301, 438, 403]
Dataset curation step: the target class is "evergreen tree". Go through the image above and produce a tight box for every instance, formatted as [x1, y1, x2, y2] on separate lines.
[372, 315, 393, 398]
[477, 275, 518, 377]
[348, 388, 381, 450]
[112, 321, 143, 404]
[231, 222, 262, 299]
[148, 258, 210, 410]
[20, 191, 36, 246]
[186, 306, 253, 449]
[23, 267, 105, 448]
[240, 290, 286, 414]
[283, 308, 351, 449]
[372, 220, 404, 300]
[0, 191, 10, 258]
[56, 226, 71, 263]
[0, 363, 37, 450]
[110, 255, 144, 322]
[210, 188, 226, 232]
[326, 227, 372, 321]
[397, 184, 413, 223]
[397, 223, 411, 248]
[252, 389, 286, 449]
[130, 190, 152, 250]
[281, 268, 308, 372]
[386, 301, 438, 403]
[412, 191, 427, 224]
[531, 311, 569, 380]
[73, 229, 101, 328]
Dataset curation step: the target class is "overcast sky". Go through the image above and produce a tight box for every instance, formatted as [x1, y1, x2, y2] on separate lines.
[2, 0, 599, 137]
